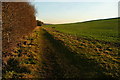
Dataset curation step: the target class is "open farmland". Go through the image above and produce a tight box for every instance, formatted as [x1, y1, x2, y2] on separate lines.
[44, 18, 119, 43]
[42, 18, 120, 78]
[2, 2, 120, 79]
[3, 17, 120, 78]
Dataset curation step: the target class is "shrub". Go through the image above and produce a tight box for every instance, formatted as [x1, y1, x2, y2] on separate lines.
[37, 20, 43, 26]
[2, 2, 36, 52]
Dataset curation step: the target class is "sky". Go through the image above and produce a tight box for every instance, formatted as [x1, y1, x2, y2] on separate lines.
[32, 0, 119, 24]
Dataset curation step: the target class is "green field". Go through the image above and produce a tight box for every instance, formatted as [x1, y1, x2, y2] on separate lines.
[44, 18, 119, 43]
[42, 18, 120, 78]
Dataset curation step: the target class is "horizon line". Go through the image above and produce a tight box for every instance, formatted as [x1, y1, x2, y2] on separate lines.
[42, 17, 119, 25]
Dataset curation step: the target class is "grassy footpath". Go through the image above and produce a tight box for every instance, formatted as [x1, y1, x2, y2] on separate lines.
[3, 27, 120, 79]
[3, 27, 65, 78]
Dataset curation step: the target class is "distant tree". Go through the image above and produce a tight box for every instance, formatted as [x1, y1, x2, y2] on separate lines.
[37, 20, 44, 26]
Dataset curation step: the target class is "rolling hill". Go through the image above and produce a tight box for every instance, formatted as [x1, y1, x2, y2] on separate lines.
[44, 18, 119, 43]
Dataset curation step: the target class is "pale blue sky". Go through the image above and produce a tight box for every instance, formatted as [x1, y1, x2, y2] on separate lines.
[32, 1, 118, 24]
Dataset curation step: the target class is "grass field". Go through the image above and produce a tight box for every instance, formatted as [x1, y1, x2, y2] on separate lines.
[42, 18, 120, 78]
[44, 18, 119, 43]
[3, 18, 120, 79]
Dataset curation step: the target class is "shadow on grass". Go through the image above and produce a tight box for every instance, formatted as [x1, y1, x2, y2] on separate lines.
[3, 58, 31, 79]
[41, 28, 114, 79]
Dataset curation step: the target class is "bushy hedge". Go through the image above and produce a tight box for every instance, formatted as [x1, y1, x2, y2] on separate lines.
[2, 2, 36, 51]
[37, 20, 43, 26]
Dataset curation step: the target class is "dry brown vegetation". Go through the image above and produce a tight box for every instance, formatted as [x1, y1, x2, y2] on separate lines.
[2, 2, 36, 78]
[2, 2, 36, 52]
